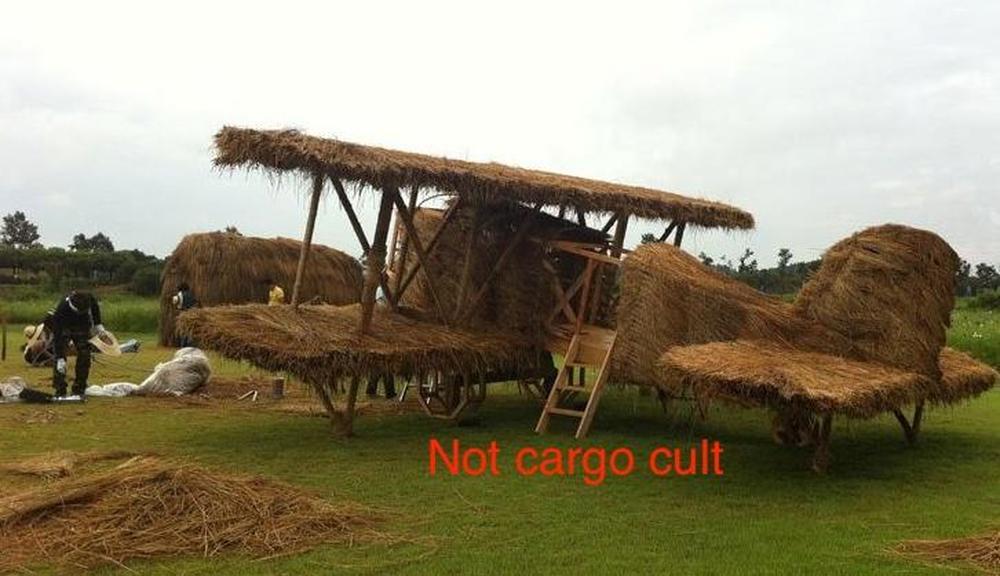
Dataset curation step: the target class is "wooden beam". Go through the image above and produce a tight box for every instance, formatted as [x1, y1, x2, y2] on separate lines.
[673, 221, 687, 247]
[459, 205, 541, 323]
[576, 211, 587, 227]
[291, 173, 324, 307]
[601, 214, 618, 234]
[394, 199, 462, 304]
[359, 188, 395, 334]
[541, 258, 577, 325]
[390, 189, 450, 324]
[657, 221, 678, 243]
[575, 259, 597, 333]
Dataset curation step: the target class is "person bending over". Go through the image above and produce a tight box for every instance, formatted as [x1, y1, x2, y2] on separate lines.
[50, 291, 105, 399]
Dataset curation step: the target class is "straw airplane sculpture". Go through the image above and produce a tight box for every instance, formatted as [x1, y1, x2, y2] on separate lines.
[178, 126, 752, 437]
[177, 127, 996, 471]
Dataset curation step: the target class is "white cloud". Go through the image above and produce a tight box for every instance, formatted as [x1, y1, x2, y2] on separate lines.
[0, 0, 997, 266]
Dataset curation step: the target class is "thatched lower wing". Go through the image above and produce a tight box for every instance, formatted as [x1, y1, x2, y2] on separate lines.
[176, 304, 538, 385]
[660, 341, 997, 418]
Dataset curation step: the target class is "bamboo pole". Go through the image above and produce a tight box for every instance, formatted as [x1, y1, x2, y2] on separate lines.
[330, 177, 371, 253]
[291, 173, 324, 307]
[359, 189, 395, 334]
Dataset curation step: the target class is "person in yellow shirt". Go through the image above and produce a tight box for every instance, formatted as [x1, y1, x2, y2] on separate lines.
[265, 278, 285, 306]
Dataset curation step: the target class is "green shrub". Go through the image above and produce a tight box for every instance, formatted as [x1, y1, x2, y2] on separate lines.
[971, 289, 1000, 310]
[130, 265, 161, 296]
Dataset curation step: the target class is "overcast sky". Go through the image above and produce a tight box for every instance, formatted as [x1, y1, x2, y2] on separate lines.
[1, 1, 997, 266]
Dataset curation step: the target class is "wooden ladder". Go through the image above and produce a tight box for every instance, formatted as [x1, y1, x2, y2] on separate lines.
[535, 323, 617, 439]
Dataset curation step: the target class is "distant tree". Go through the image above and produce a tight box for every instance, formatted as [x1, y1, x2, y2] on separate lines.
[224, 225, 242, 235]
[777, 248, 793, 270]
[974, 262, 1000, 293]
[1, 211, 41, 249]
[737, 248, 758, 275]
[956, 259, 973, 296]
[70, 232, 114, 252]
[698, 252, 714, 267]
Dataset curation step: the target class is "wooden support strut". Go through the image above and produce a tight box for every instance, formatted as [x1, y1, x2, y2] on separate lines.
[673, 221, 687, 247]
[390, 189, 450, 324]
[330, 177, 396, 306]
[359, 188, 395, 334]
[892, 400, 925, 445]
[393, 199, 462, 305]
[657, 221, 678, 243]
[458, 204, 542, 323]
[291, 173, 324, 307]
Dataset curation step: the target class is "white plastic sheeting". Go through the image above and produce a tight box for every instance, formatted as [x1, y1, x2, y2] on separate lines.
[133, 348, 211, 397]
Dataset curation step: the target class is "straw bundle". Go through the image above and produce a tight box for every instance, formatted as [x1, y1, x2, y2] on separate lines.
[895, 530, 999, 573]
[0, 455, 380, 571]
[795, 224, 959, 379]
[213, 126, 755, 229]
[159, 233, 363, 345]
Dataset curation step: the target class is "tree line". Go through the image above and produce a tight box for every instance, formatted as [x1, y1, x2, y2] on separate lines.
[1, 211, 163, 295]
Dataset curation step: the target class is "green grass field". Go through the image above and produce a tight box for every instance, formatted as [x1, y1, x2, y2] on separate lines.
[0, 297, 997, 574]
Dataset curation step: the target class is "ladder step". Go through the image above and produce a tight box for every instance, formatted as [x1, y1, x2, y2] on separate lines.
[558, 385, 589, 393]
[547, 407, 585, 418]
[564, 361, 592, 368]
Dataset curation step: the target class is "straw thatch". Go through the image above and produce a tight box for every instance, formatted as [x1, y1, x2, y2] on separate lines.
[159, 232, 363, 345]
[396, 203, 606, 340]
[614, 224, 997, 417]
[661, 340, 937, 418]
[213, 126, 755, 229]
[894, 530, 1000, 573]
[0, 454, 380, 571]
[176, 303, 538, 386]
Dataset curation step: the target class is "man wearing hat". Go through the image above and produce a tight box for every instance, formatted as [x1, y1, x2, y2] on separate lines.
[49, 291, 106, 399]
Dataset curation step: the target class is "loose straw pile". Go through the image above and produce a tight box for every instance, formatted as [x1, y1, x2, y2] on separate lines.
[0, 455, 381, 571]
[895, 530, 999, 574]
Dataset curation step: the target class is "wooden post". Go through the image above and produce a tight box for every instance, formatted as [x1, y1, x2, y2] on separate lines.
[812, 413, 833, 473]
[673, 221, 687, 247]
[359, 189, 395, 334]
[291, 173, 324, 307]
[336, 376, 361, 436]
[1, 315, 6, 362]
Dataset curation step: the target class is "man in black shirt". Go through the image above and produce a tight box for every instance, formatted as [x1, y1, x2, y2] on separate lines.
[50, 291, 105, 398]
